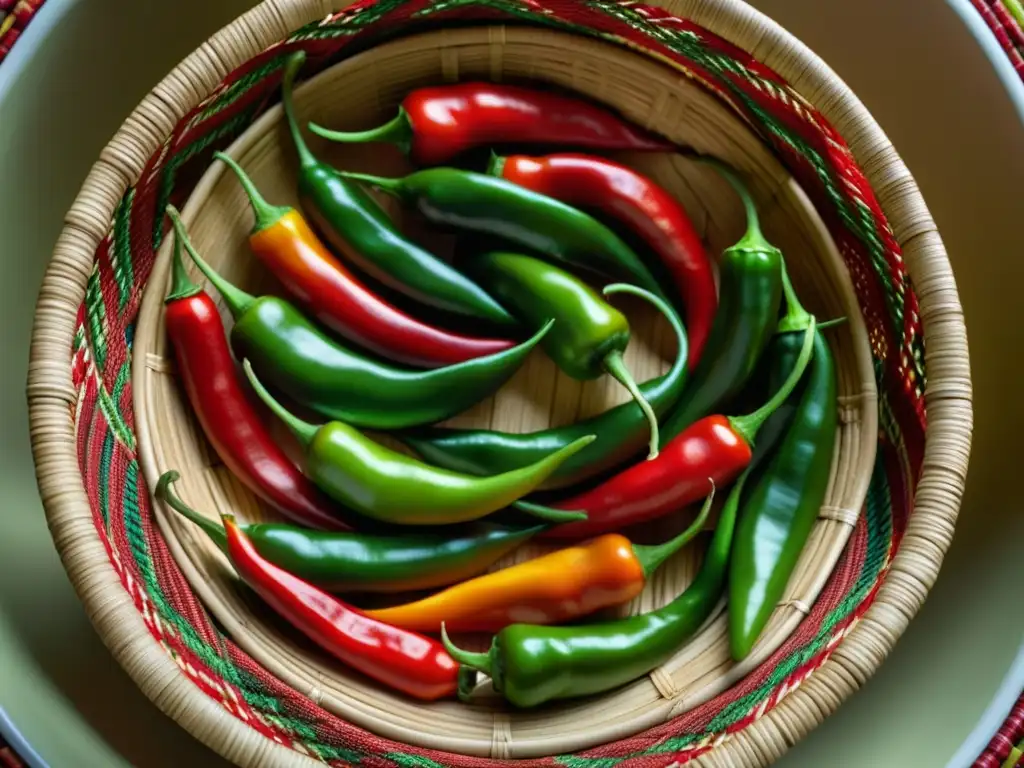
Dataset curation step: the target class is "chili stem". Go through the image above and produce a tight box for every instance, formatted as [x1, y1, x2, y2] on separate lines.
[441, 624, 494, 677]
[337, 171, 406, 199]
[164, 222, 201, 303]
[241, 359, 319, 448]
[281, 51, 317, 170]
[603, 350, 660, 460]
[214, 152, 290, 234]
[699, 156, 775, 256]
[485, 151, 506, 177]
[776, 262, 813, 334]
[308, 109, 414, 156]
[166, 206, 256, 319]
[633, 480, 716, 577]
[602, 282, 689, 460]
[155, 471, 229, 552]
[512, 499, 589, 523]
[728, 318, 817, 446]
[818, 317, 847, 330]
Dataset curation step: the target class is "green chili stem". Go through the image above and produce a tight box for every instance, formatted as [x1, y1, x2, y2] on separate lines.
[166, 206, 256, 319]
[633, 480, 715, 577]
[699, 156, 775, 255]
[281, 51, 317, 170]
[308, 109, 414, 156]
[155, 470, 229, 553]
[776, 262, 813, 334]
[728, 318, 816, 446]
[164, 221, 201, 303]
[241, 359, 319, 448]
[336, 171, 406, 198]
[817, 317, 847, 330]
[485, 152, 506, 177]
[441, 624, 494, 677]
[214, 152, 290, 234]
[603, 350, 660, 460]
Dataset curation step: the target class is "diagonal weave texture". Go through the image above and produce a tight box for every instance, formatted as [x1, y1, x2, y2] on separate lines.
[26, 0, 971, 765]
[971, 0, 1024, 81]
[0, 0, 47, 63]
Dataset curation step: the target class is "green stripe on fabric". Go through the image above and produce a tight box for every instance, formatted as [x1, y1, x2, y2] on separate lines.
[73, 326, 85, 353]
[197, 59, 286, 123]
[111, 360, 131, 410]
[99, 431, 114, 530]
[112, 189, 136, 311]
[385, 754, 451, 768]
[84, 264, 107, 372]
[97, 384, 135, 450]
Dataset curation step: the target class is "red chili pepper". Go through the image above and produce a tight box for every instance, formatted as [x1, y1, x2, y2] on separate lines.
[213, 157, 515, 369]
[544, 320, 817, 540]
[309, 83, 673, 166]
[163, 216, 346, 530]
[221, 515, 459, 701]
[490, 153, 717, 369]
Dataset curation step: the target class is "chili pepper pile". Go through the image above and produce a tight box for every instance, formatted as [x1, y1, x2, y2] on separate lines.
[154, 50, 840, 710]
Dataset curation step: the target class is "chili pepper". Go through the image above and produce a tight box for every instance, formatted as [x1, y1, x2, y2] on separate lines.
[728, 277, 838, 661]
[658, 159, 783, 445]
[276, 54, 516, 331]
[336, 168, 669, 304]
[366, 487, 713, 633]
[542, 318, 816, 540]
[156, 470, 544, 594]
[167, 208, 546, 430]
[161, 218, 344, 530]
[218, 509, 459, 701]
[403, 283, 687, 490]
[307, 81, 672, 166]
[442, 473, 746, 707]
[488, 152, 715, 369]
[464, 251, 660, 457]
[241, 359, 591, 526]
[212, 151, 515, 369]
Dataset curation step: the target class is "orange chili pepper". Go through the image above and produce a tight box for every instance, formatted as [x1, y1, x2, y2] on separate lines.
[365, 486, 714, 633]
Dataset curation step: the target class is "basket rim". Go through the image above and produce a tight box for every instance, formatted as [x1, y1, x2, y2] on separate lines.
[24, 0, 974, 766]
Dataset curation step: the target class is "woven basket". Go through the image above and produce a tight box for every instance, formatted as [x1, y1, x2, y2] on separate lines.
[26, 0, 973, 766]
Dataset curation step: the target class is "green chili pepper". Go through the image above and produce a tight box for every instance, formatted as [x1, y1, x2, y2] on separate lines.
[155, 470, 544, 593]
[728, 277, 838, 661]
[172, 217, 547, 431]
[463, 250, 660, 456]
[402, 283, 688, 490]
[441, 477, 743, 708]
[658, 160, 783, 446]
[279, 52, 515, 328]
[240, 359, 591, 526]
[336, 167, 668, 303]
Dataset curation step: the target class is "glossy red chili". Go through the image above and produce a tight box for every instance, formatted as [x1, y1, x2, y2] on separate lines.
[489, 153, 717, 369]
[544, 320, 817, 540]
[163, 220, 345, 530]
[309, 83, 673, 166]
[222, 515, 459, 701]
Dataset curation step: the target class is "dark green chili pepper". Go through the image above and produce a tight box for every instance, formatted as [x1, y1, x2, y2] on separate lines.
[441, 477, 743, 708]
[155, 470, 544, 594]
[175, 223, 547, 431]
[241, 360, 591, 526]
[402, 282, 688, 490]
[279, 51, 515, 329]
[728, 278, 838, 661]
[659, 160, 783, 446]
[463, 251, 659, 456]
[336, 167, 669, 304]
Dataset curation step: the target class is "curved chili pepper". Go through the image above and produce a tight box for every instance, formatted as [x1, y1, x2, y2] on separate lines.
[402, 284, 687, 490]
[542, 319, 816, 540]
[464, 251, 659, 457]
[156, 471, 544, 594]
[212, 152, 514, 368]
[488, 153, 716, 369]
[365, 488, 713, 633]
[307, 81, 672, 166]
[219, 510, 459, 701]
[729, 280, 838, 661]
[441, 474, 746, 708]
[166, 209, 545, 430]
[277, 52, 516, 330]
[659, 160, 783, 445]
[242, 359, 591, 527]
[162, 220, 344, 530]
[336, 168, 669, 304]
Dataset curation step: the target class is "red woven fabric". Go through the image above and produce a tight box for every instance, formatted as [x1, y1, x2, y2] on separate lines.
[972, 0, 1024, 80]
[974, 691, 1024, 767]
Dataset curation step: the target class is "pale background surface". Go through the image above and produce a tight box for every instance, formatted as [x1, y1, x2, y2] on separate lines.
[0, 0, 1020, 766]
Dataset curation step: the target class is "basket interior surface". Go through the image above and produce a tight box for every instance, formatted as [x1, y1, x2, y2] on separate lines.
[133, 27, 876, 758]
